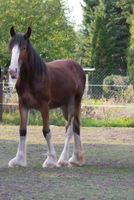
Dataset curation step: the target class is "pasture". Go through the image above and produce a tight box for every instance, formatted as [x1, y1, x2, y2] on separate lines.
[0, 125, 134, 200]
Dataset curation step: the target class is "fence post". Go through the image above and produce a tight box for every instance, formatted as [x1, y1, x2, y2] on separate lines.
[0, 68, 3, 121]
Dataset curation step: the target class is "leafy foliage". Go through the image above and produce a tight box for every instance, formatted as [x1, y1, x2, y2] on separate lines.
[0, 0, 76, 68]
[82, 0, 133, 72]
[103, 74, 130, 99]
[128, 5, 134, 81]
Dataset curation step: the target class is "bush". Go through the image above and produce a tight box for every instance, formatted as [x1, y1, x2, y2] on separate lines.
[103, 75, 130, 101]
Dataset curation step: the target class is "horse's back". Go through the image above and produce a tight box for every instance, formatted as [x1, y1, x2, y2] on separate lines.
[47, 59, 85, 89]
[46, 60, 85, 107]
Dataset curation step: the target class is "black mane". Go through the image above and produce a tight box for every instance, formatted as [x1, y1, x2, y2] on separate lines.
[28, 42, 46, 75]
[9, 33, 46, 76]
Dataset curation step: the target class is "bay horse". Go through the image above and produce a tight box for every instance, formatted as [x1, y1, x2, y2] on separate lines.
[8, 27, 86, 168]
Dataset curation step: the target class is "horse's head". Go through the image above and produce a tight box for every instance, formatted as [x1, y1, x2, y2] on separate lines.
[8, 27, 31, 79]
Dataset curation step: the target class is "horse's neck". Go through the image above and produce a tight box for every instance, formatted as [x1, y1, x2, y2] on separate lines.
[29, 45, 47, 76]
[16, 71, 37, 95]
[18, 61, 48, 91]
[18, 45, 48, 89]
[19, 62, 31, 81]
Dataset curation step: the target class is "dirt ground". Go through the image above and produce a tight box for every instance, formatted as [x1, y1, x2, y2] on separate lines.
[0, 125, 134, 200]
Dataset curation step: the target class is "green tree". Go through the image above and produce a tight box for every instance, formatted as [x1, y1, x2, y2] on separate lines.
[128, 4, 134, 81]
[81, 0, 133, 98]
[0, 0, 76, 68]
[90, 1, 112, 69]
[82, 0, 133, 71]
[105, 0, 132, 71]
[78, 0, 99, 67]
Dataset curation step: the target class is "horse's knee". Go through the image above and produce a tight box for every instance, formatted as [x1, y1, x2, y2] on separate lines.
[20, 129, 27, 136]
[42, 128, 50, 138]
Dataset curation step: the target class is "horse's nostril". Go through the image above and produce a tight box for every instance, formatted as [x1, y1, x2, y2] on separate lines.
[8, 68, 17, 79]
[8, 69, 13, 74]
[11, 75, 16, 79]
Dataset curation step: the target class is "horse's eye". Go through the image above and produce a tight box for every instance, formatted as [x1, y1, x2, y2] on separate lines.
[22, 47, 26, 51]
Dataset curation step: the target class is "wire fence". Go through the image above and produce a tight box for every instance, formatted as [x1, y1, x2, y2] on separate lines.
[0, 78, 134, 123]
[1, 67, 131, 105]
[1, 81, 134, 106]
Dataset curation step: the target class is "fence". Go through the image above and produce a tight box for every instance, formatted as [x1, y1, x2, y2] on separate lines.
[2, 82, 134, 104]
[0, 80, 134, 122]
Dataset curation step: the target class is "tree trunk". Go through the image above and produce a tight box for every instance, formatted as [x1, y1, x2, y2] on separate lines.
[0, 68, 3, 121]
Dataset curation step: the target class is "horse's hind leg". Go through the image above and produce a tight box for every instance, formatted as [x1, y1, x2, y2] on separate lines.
[69, 98, 85, 166]
[57, 98, 85, 167]
[69, 117, 85, 166]
[57, 104, 73, 167]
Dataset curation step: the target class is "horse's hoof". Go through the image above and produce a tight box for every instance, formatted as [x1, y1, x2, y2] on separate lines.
[42, 162, 57, 168]
[69, 154, 85, 167]
[8, 158, 27, 168]
[42, 157, 57, 168]
[68, 160, 81, 167]
[8, 159, 16, 168]
[57, 160, 69, 167]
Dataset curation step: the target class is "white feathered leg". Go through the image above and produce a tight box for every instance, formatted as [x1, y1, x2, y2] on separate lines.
[8, 136, 27, 167]
[57, 118, 73, 167]
[42, 131, 57, 168]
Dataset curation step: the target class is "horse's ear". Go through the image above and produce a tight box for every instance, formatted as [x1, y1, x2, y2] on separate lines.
[24, 27, 31, 39]
[10, 26, 16, 37]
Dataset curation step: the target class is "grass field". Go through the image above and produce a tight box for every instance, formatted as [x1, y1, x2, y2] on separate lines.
[0, 125, 134, 200]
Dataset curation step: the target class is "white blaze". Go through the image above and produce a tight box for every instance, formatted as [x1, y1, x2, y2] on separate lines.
[9, 45, 21, 75]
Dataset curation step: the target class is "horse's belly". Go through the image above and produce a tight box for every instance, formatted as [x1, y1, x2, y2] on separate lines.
[48, 101, 63, 109]
[48, 90, 71, 109]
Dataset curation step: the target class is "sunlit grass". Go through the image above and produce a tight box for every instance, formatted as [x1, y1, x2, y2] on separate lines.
[1, 111, 134, 127]
[81, 118, 134, 127]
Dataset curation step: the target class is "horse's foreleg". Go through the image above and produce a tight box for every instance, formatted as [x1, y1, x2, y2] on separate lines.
[8, 106, 28, 167]
[41, 105, 57, 168]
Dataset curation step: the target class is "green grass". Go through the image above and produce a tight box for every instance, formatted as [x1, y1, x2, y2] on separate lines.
[1, 111, 65, 126]
[82, 98, 103, 105]
[1, 111, 134, 127]
[81, 118, 134, 127]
